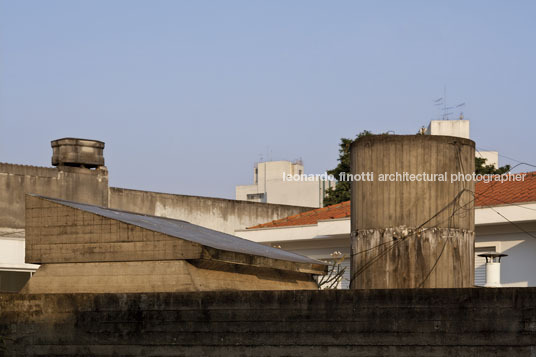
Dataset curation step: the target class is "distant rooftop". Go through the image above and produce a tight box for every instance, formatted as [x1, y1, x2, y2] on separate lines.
[249, 172, 536, 229]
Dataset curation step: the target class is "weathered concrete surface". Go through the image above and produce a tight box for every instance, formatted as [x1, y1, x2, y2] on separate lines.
[109, 187, 313, 234]
[352, 228, 475, 289]
[351, 135, 475, 230]
[0, 164, 308, 233]
[22, 195, 322, 293]
[0, 137, 311, 234]
[51, 138, 105, 168]
[21, 260, 318, 294]
[0, 288, 535, 356]
[0, 163, 108, 228]
[350, 135, 476, 289]
[25, 195, 202, 264]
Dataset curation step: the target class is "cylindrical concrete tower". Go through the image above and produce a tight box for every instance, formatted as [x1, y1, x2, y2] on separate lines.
[350, 135, 475, 289]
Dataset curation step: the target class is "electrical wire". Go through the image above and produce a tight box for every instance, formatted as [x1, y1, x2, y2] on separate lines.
[350, 155, 535, 286]
[488, 207, 536, 240]
[476, 146, 536, 169]
[350, 188, 469, 286]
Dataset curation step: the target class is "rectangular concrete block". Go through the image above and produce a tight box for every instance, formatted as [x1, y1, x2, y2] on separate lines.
[25, 195, 203, 263]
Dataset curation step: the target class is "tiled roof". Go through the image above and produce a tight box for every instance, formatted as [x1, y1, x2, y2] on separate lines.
[248, 172, 536, 229]
[474, 172, 536, 206]
[248, 201, 351, 229]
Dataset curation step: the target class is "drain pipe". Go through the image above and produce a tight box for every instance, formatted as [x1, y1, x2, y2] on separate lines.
[477, 252, 508, 287]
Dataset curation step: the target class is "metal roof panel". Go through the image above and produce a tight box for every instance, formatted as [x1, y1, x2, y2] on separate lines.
[32, 195, 325, 266]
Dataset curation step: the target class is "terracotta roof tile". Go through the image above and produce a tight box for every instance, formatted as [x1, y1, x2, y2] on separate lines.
[248, 201, 351, 229]
[249, 172, 536, 229]
[474, 172, 536, 207]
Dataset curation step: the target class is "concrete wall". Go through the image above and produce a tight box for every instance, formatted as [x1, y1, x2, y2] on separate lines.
[351, 135, 475, 231]
[1, 288, 535, 356]
[109, 187, 311, 235]
[350, 135, 476, 289]
[0, 163, 108, 228]
[476, 222, 536, 287]
[24, 195, 203, 265]
[0, 162, 309, 235]
[0, 162, 109, 291]
[0, 161, 313, 292]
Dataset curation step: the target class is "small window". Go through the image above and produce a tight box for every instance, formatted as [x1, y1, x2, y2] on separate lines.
[247, 193, 265, 200]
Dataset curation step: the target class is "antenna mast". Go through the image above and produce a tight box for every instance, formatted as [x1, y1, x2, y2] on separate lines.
[433, 86, 465, 120]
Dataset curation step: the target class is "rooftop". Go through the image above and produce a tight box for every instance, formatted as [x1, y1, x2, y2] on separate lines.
[248, 172, 536, 229]
[31, 194, 325, 267]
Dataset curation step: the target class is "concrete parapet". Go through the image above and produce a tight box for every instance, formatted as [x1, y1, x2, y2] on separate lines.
[0, 288, 535, 356]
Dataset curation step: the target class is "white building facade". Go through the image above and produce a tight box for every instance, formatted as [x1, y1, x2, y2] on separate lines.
[236, 197, 536, 289]
[0, 228, 39, 292]
[236, 160, 335, 208]
[426, 119, 499, 168]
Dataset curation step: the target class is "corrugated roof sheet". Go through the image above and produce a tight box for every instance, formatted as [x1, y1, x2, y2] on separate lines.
[249, 172, 536, 229]
[33, 195, 325, 266]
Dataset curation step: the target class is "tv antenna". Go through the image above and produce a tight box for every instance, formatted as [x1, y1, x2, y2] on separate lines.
[433, 86, 465, 120]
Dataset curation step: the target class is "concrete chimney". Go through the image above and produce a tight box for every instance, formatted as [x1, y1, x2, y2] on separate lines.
[51, 138, 105, 169]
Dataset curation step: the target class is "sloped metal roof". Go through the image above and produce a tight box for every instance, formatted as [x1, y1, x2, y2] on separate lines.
[32, 195, 325, 266]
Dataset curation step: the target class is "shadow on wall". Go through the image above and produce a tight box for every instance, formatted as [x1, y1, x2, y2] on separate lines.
[500, 236, 536, 286]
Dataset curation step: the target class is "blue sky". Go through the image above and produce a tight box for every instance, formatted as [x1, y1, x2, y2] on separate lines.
[1, 0, 534, 198]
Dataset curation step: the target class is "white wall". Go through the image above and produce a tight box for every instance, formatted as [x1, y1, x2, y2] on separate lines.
[238, 203, 536, 287]
[476, 151, 499, 168]
[0, 230, 37, 292]
[476, 226, 536, 287]
[0, 229, 39, 272]
[426, 120, 470, 139]
[236, 160, 333, 208]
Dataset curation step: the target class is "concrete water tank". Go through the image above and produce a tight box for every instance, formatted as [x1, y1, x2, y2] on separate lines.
[350, 135, 475, 289]
[51, 138, 105, 168]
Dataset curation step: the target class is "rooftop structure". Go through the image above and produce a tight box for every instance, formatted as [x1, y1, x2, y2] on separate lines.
[236, 160, 334, 208]
[248, 173, 536, 229]
[22, 195, 326, 293]
[238, 172, 536, 288]
[51, 138, 105, 168]
[0, 138, 312, 292]
[425, 119, 470, 139]
[425, 119, 499, 168]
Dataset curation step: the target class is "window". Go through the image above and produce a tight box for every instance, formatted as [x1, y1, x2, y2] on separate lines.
[247, 193, 265, 200]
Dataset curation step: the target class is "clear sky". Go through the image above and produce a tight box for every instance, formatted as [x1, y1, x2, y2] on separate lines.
[1, 1, 534, 199]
